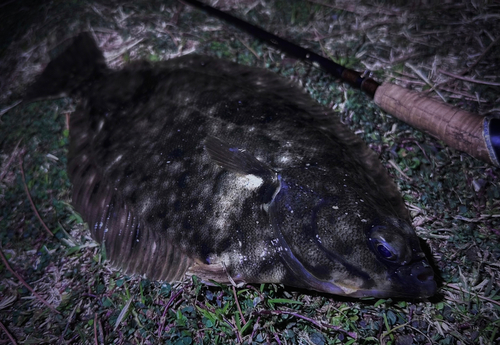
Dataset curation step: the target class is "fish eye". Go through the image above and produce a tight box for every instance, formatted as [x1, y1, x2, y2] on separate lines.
[375, 241, 397, 261]
[369, 225, 403, 263]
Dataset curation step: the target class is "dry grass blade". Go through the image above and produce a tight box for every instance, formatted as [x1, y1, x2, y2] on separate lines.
[0, 248, 59, 314]
[19, 157, 54, 237]
[256, 309, 357, 339]
[445, 283, 500, 307]
[405, 62, 447, 102]
[439, 69, 500, 86]
[0, 138, 22, 182]
[459, 35, 500, 76]
[114, 298, 133, 331]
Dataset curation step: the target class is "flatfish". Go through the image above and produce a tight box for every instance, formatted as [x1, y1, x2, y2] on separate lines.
[25, 32, 436, 298]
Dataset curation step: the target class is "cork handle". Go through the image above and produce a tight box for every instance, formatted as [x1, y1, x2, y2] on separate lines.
[374, 83, 498, 166]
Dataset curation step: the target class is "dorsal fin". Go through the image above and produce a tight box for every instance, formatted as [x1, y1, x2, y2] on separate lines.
[68, 109, 193, 282]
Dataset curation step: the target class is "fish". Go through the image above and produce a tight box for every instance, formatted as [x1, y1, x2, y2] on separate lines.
[25, 32, 436, 298]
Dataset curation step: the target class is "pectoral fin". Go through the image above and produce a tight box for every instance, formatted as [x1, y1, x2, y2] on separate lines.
[205, 136, 280, 204]
[204, 136, 272, 175]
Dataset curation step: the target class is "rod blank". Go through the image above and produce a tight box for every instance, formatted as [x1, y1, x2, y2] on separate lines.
[183, 0, 500, 167]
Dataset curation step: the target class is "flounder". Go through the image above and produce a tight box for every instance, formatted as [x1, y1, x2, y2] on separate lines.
[25, 32, 436, 298]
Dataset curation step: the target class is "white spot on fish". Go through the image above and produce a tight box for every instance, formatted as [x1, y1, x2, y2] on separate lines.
[237, 174, 263, 190]
[315, 234, 322, 244]
[279, 154, 291, 164]
[97, 119, 104, 132]
[110, 154, 123, 166]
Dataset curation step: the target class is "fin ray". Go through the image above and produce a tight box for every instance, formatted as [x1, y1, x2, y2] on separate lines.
[205, 136, 273, 176]
[68, 107, 193, 282]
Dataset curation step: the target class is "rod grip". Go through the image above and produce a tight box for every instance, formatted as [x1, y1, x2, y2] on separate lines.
[373, 83, 499, 166]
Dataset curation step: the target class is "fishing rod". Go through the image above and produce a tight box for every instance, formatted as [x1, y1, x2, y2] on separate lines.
[182, 0, 500, 167]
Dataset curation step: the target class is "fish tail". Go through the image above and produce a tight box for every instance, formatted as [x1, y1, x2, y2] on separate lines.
[25, 32, 108, 101]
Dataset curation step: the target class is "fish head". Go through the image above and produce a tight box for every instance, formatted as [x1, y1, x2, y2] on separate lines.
[204, 138, 436, 298]
[268, 167, 437, 299]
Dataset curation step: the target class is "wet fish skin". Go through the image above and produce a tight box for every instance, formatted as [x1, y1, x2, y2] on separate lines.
[25, 32, 436, 298]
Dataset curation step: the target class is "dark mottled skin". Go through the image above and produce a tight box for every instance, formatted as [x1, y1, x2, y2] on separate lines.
[25, 33, 436, 298]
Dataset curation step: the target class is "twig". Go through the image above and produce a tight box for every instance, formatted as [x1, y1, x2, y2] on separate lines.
[0, 100, 22, 119]
[157, 287, 185, 337]
[237, 38, 259, 60]
[246, 285, 265, 301]
[439, 69, 500, 86]
[249, 315, 260, 341]
[380, 321, 433, 344]
[19, 157, 54, 237]
[0, 248, 59, 313]
[104, 38, 144, 62]
[232, 285, 246, 325]
[61, 301, 81, 342]
[431, 85, 488, 101]
[155, 27, 179, 47]
[413, 141, 431, 164]
[445, 283, 500, 307]
[459, 35, 500, 76]
[388, 159, 412, 181]
[0, 320, 17, 345]
[230, 315, 243, 343]
[94, 313, 99, 345]
[306, 0, 402, 16]
[256, 309, 357, 339]
[97, 317, 104, 345]
[405, 62, 447, 102]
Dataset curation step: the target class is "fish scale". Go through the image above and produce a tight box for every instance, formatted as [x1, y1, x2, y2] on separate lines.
[25, 32, 437, 298]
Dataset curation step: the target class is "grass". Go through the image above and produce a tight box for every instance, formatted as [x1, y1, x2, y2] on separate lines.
[1, 0, 499, 344]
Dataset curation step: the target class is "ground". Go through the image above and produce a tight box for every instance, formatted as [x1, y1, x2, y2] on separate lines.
[0, 0, 499, 344]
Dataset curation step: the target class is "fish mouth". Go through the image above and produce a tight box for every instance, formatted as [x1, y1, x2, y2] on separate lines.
[390, 259, 437, 298]
[290, 259, 437, 299]
[275, 241, 437, 298]
[269, 224, 437, 298]
[353, 259, 437, 299]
